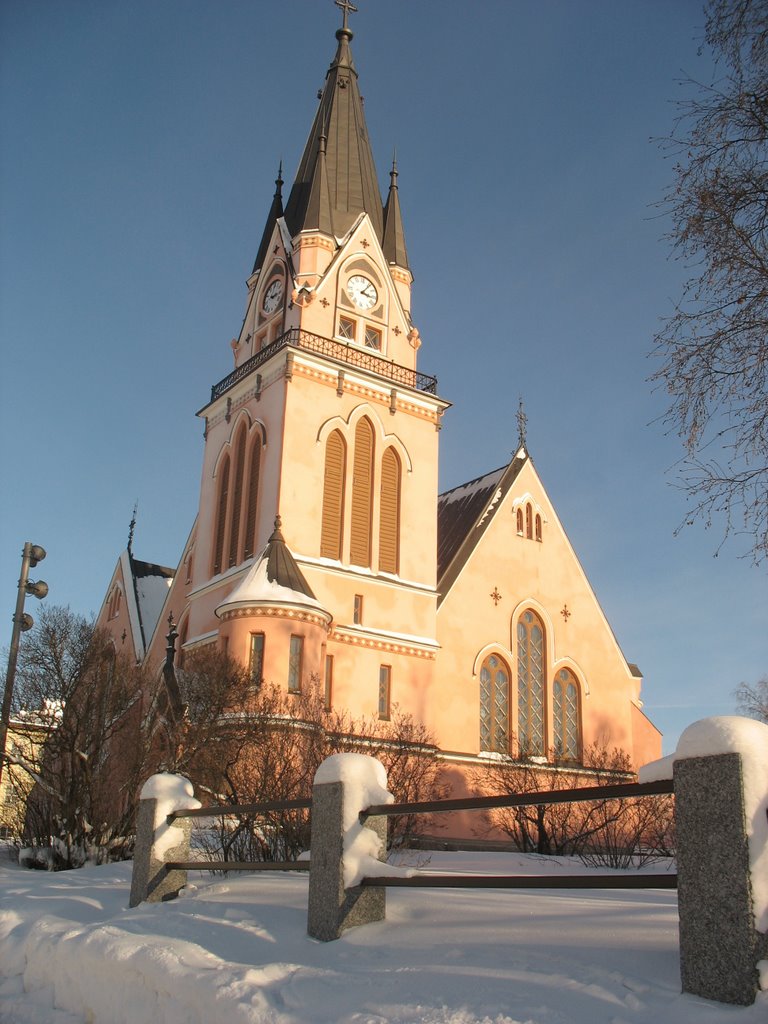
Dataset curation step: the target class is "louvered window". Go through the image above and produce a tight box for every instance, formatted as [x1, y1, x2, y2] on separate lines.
[243, 435, 262, 559]
[212, 455, 230, 575]
[379, 447, 400, 574]
[479, 654, 510, 753]
[350, 418, 374, 567]
[228, 427, 247, 568]
[517, 611, 545, 756]
[525, 503, 533, 539]
[321, 430, 346, 559]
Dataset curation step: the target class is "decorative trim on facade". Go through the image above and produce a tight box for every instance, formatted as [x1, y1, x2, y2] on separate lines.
[330, 625, 437, 660]
[219, 604, 331, 629]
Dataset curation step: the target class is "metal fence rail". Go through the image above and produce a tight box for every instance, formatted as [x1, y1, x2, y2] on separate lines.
[361, 873, 677, 890]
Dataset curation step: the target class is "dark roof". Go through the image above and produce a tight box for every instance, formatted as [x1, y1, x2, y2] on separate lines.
[252, 165, 284, 275]
[382, 158, 409, 269]
[437, 456, 527, 603]
[264, 516, 318, 600]
[131, 558, 175, 580]
[627, 662, 643, 678]
[283, 26, 384, 241]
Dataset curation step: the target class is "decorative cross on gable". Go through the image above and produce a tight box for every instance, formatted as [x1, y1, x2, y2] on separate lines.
[335, 0, 358, 31]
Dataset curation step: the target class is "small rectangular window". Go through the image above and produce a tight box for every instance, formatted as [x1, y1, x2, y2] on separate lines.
[324, 654, 334, 709]
[249, 633, 265, 688]
[364, 325, 381, 350]
[338, 316, 356, 341]
[288, 635, 304, 693]
[378, 665, 391, 720]
[353, 594, 364, 625]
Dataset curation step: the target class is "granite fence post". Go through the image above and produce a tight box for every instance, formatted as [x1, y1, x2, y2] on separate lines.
[129, 792, 193, 908]
[674, 751, 768, 1005]
[307, 779, 388, 941]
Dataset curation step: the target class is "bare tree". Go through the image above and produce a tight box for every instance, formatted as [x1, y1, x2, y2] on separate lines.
[734, 673, 768, 721]
[9, 606, 149, 867]
[653, 0, 768, 561]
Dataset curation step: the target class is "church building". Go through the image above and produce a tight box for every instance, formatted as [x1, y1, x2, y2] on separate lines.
[97, 7, 661, 780]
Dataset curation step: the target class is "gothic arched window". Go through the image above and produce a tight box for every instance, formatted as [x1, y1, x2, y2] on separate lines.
[321, 430, 346, 560]
[517, 610, 545, 756]
[243, 434, 262, 560]
[379, 447, 401, 574]
[553, 668, 580, 762]
[212, 454, 230, 575]
[228, 424, 247, 568]
[535, 513, 542, 542]
[350, 417, 374, 567]
[479, 653, 510, 754]
[525, 503, 533, 540]
[516, 508, 524, 535]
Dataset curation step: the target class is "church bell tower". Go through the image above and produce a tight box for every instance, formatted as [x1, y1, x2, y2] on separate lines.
[184, 4, 449, 719]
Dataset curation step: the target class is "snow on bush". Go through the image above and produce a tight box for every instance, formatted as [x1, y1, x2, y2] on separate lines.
[314, 753, 412, 887]
[640, 716, 768, 932]
[140, 773, 201, 858]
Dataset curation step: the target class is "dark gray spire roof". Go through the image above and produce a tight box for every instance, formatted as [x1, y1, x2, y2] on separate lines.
[263, 516, 318, 600]
[382, 155, 409, 269]
[252, 163, 284, 275]
[284, 26, 384, 241]
[302, 134, 335, 236]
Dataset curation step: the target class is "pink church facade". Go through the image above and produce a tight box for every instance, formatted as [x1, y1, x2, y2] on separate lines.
[96, 12, 661, 788]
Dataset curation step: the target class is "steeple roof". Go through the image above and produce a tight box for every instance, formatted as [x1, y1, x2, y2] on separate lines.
[283, 24, 384, 241]
[382, 155, 409, 269]
[252, 164, 284, 275]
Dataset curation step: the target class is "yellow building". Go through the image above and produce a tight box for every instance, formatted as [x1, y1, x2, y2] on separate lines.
[97, 11, 661, 781]
[0, 718, 48, 840]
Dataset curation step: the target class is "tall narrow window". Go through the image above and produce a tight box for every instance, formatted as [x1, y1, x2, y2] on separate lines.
[353, 594, 364, 624]
[324, 654, 334, 709]
[249, 633, 265, 688]
[517, 611, 545, 756]
[177, 618, 188, 670]
[379, 447, 401, 574]
[535, 514, 542, 542]
[553, 669, 580, 761]
[243, 435, 262, 560]
[288, 635, 304, 693]
[228, 426, 247, 568]
[321, 430, 346, 560]
[525, 503, 533, 539]
[212, 455, 230, 575]
[479, 654, 510, 753]
[350, 417, 374, 567]
[516, 508, 524, 535]
[378, 665, 391, 719]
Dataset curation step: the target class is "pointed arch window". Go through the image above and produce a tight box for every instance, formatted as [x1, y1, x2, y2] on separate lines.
[553, 668, 580, 762]
[212, 454, 230, 575]
[525, 503, 533, 540]
[350, 417, 374, 567]
[517, 610, 545, 756]
[228, 425, 247, 568]
[479, 653, 510, 754]
[321, 430, 346, 560]
[516, 508, 524, 536]
[243, 434, 262, 560]
[379, 447, 401, 574]
[535, 514, 542, 542]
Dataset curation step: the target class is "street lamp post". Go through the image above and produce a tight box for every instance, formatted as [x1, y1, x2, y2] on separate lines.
[0, 542, 48, 791]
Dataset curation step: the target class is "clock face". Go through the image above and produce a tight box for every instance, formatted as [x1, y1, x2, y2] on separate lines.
[263, 279, 283, 314]
[346, 275, 378, 310]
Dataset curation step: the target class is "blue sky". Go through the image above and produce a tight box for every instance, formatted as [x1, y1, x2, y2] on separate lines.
[1, 0, 765, 754]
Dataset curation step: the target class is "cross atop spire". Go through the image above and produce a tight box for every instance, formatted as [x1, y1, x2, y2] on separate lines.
[127, 501, 138, 555]
[335, 0, 358, 33]
[516, 397, 528, 452]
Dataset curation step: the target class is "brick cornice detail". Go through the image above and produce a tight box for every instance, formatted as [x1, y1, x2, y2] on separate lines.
[219, 606, 331, 629]
[330, 627, 436, 660]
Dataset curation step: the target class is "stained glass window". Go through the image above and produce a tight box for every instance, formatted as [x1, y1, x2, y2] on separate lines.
[479, 654, 510, 753]
[517, 611, 545, 756]
[553, 668, 580, 761]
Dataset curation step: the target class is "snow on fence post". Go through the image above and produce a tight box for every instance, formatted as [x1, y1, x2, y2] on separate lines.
[129, 773, 201, 908]
[642, 717, 768, 1007]
[307, 753, 392, 941]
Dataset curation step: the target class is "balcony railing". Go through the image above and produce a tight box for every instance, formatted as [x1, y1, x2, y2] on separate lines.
[209, 327, 438, 404]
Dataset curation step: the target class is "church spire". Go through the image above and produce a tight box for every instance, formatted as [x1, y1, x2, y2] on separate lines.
[252, 162, 284, 275]
[283, 9, 384, 241]
[302, 133, 334, 236]
[382, 152, 409, 270]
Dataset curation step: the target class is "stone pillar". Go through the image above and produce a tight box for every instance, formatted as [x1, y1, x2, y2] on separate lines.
[307, 780, 388, 941]
[674, 752, 768, 1005]
[129, 796, 193, 908]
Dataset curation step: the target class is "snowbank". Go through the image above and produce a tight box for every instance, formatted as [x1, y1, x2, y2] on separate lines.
[640, 716, 768, 932]
[140, 773, 202, 858]
[314, 753, 411, 887]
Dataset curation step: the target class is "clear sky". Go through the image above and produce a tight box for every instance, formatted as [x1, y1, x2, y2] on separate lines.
[1, 0, 765, 755]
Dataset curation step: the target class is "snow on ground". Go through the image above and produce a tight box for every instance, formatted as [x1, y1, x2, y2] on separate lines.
[1, 850, 765, 1024]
